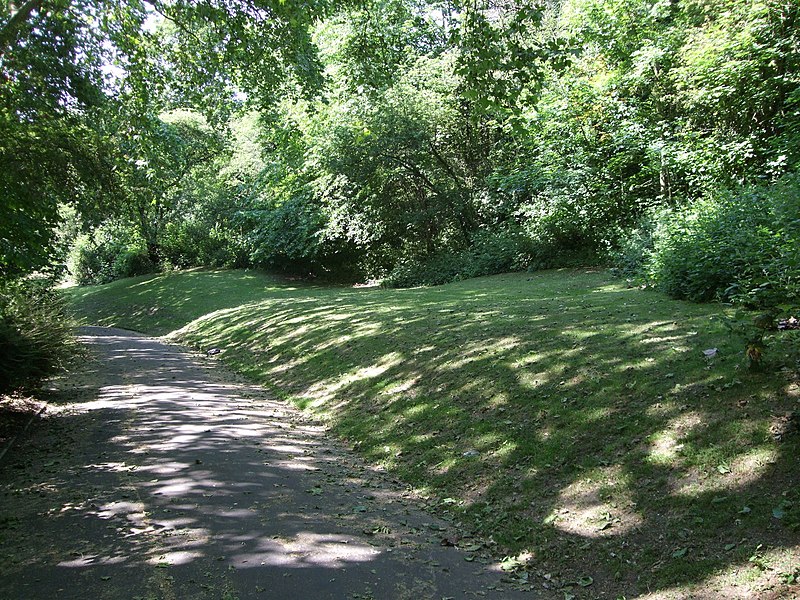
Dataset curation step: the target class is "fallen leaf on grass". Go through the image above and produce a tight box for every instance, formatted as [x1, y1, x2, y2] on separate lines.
[500, 552, 534, 572]
[773, 500, 793, 520]
[458, 542, 482, 552]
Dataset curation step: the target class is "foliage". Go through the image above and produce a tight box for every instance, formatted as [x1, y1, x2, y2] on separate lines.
[321, 53, 482, 258]
[69, 227, 154, 286]
[104, 109, 229, 267]
[0, 0, 338, 282]
[160, 220, 247, 270]
[382, 228, 533, 287]
[450, 0, 566, 113]
[647, 174, 800, 308]
[4, 0, 800, 302]
[608, 211, 658, 279]
[0, 0, 112, 278]
[246, 190, 327, 273]
[0, 278, 78, 394]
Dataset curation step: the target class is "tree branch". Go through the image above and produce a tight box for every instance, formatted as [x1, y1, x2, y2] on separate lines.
[0, 0, 46, 57]
[428, 140, 467, 188]
[381, 152, 438, 192]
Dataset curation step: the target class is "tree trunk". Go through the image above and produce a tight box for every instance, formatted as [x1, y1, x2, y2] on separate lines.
[146, 241, 161, 267]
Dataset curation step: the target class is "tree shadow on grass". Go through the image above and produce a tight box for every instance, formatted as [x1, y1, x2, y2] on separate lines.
[172, 270, 800, 598]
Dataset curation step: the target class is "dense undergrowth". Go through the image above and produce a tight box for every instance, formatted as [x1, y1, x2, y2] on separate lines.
[0, 279, 79, 395]
[617, 174, 800, 311]
[65, 268, 800, 598]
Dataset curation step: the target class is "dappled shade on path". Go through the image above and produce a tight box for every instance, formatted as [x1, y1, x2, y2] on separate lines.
[0, 327, 543, 599]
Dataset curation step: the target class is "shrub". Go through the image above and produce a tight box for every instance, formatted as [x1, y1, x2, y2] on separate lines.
[0, 279, 78, 394]
[160, 221, 247, 270]
[608, 212, 658, 279]
[382, 252, 464, 288]
[382, 228, 534, 287]
[646, 174, 800, 308]
[247, 192, 326, 273]
[244, 192, 364, 277]
[69, 228, 154, 286]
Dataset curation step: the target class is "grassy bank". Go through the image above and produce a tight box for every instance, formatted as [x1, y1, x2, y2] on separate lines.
[65, 268, 800, 598]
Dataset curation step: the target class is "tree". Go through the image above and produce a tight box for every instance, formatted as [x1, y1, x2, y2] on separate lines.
[0, 0, 337, 279]
[0, 0, 111, 277]
[108, 110, 226, 265]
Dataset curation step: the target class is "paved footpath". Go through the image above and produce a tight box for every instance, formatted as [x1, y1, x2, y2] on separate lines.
[0, 327, 551, 599]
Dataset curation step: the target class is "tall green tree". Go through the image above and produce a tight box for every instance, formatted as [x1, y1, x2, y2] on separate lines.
[109, 109, 226, 265]
[0, 0, 337, 279]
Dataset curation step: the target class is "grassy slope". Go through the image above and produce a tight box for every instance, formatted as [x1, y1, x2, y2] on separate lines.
[66, 268, 800, 598]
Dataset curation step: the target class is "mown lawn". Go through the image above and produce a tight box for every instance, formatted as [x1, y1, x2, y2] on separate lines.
[65, 268, 800, 598]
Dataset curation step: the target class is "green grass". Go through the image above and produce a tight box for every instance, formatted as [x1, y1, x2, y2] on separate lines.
[65, 267, 800, 598]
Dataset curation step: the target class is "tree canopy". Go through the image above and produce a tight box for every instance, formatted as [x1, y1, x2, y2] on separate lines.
[1, 0, 798, 306]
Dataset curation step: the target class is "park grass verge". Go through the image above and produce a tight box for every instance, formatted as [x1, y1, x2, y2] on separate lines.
[65, 268, 800, 598]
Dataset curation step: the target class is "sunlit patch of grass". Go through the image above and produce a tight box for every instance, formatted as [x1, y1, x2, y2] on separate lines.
[549, 465, 643, 538]
[65, 268, 800, 598]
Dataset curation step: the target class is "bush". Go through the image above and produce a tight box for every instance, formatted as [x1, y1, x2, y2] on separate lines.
[382, 229, 534, 287]
[160, 220, 248, 270]
[646, 174, 800, 308]
[0, 279, 78, 394]
[382, 252, 464, 288]
[608, 212, 658, 278]
[69, 228, 154, 286]
[244, 192, 364, 277]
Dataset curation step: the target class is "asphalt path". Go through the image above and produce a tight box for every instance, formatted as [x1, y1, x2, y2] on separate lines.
[0, 327, 550, 599]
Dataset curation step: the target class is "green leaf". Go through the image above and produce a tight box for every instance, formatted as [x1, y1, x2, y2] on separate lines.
[459, 542, 482, 552]
[577, 575, 593, 587]
[672, 547, 688, 558]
